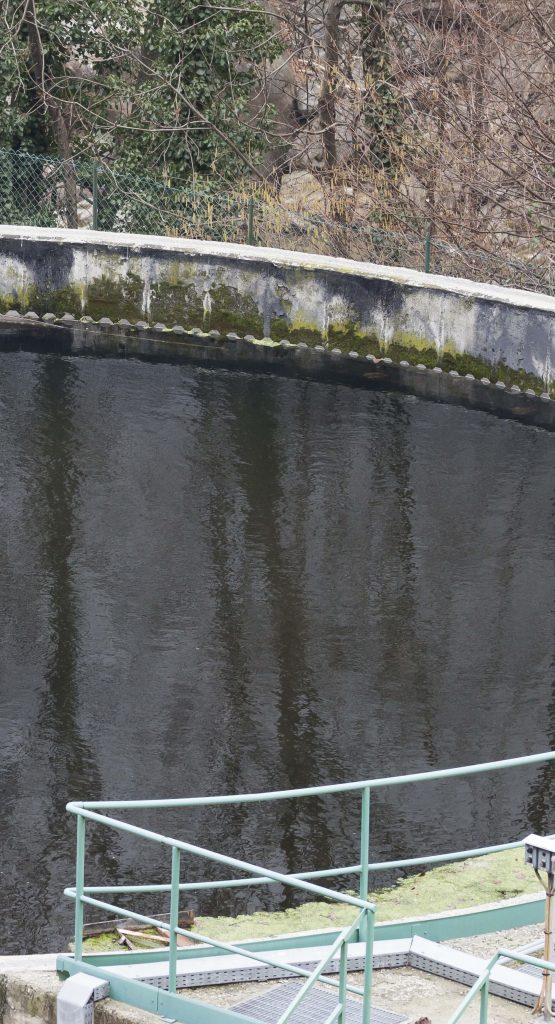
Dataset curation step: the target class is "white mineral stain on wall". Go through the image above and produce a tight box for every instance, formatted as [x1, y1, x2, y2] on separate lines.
[0, 224, 553, 387]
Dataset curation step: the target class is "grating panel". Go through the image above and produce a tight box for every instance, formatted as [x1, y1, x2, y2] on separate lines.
[233, 981, 408, 1024]
[518, 964, 543, 978]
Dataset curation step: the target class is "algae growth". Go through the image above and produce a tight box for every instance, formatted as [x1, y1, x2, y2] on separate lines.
[81, 848, 541, 952]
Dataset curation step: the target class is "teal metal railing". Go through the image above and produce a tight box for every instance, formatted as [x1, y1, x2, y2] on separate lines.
[447, 948, 555, 1024]
[64, 750, 555, 1024]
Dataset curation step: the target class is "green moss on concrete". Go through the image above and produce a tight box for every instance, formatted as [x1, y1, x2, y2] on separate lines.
[207, 285, 264, 337]
[75, 848, 542, 952]
[6, 977, 58, 1024]
[326, 327, 382, 358]
[366, 848, 540, 922]
[0, 283, 85, 317]
[386, 332, 439, 368]
[269, 316, 292, 340]
[149, 280, 204, 327]
[81, 928, 163, 954]
[85, 273, 144, 322]
[286, 323, 325, 346]
[196, 848, 541, 943]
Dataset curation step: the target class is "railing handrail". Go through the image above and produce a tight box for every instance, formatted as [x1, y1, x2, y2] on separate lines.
[67, 750, 555, 811]
[66, 805, 375, 912]
[66, 751, 555, 1024]
[72, 836, 542, 897]
[65, 889, 371, 1001]
[447, 947, 555, 1024]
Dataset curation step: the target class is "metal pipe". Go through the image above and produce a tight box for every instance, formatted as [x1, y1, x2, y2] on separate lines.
[168, 847, 180, 994]
[73, 815, 86, 963]
[337, 938, 348, 1024]
[69, 891, 369, 999]
[68, 751, 555, 810]
[246, 198, 255, 245]
[361, 908, 374, 1024]
[77, 863, 361, 895]
[274, 914, 363, 1024]
[74, 835, 536, 898]
[359, 787, 371, 902]
[65, 807, 374, 911]
[92, 164, 99, 230]
[424, 223, 432, 273]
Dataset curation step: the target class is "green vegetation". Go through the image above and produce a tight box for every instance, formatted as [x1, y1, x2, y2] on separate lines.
[0, 0, 280, 189]
[80, 848, 542, 952]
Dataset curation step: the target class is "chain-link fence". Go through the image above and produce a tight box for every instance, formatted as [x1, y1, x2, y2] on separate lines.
[1, 147, 553, 295]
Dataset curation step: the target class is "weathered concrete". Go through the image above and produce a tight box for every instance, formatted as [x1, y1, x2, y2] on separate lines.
[1, 224, 554, 381]
[0, 971, 155, 1024]
[0, 224, 554, 426]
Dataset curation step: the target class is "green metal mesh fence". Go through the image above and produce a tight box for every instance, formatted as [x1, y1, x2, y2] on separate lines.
[0, 148, 553, 296]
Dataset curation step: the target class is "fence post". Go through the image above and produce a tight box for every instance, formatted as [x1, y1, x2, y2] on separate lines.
[168, 846, 181, 993]
[424, 222, 432, 273]
[247, 197, 255, 245]
[92, 163, 99, 231]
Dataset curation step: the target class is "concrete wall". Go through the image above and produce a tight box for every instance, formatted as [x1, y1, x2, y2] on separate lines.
[0, 224, 554, 427]
[0, 959, 152, 1024]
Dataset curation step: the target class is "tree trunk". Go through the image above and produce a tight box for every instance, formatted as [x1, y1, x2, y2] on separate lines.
[24, 0, 79, 228]
[320, 0, 341, 174]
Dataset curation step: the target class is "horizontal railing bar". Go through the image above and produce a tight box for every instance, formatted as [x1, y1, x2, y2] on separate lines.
[366, 839, 527, 871]
[78, 864, 361, 895]
[498, 949, 555, 971]
[75, 839, 532, 897]
[66, 807, 374, 911]
[67, 892, 367, 998]
[68, 751, 555, 810]
[447, 948, 555, 1024]
[73, 835, 547, 898]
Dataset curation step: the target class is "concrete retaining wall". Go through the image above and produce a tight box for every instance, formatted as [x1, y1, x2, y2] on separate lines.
[0, 224, 554, 426]
[0, 962, 150, 1024]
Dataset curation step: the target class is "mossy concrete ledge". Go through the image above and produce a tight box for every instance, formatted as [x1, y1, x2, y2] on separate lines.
[0, 224, 554, 425]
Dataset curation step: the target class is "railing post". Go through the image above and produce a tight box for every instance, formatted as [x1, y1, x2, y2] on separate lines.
[358, 786, 371, 938]
[361, 909, 374, 1024]
[247, 197, 255, 245]
[168, 846, 181, 993]
[74, 814, 86, 962]
[337, 939, 348, 1024]
[479, 978, 489, 1024]
[92, 163, 99, 230]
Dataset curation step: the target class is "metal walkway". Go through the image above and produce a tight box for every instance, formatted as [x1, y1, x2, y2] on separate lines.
[56, 752, 555, 1024]
[57, 933, 554, 1024]
[233, 982, 408, 1024]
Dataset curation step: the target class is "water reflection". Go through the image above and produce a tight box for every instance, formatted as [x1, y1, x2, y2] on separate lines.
[0, 352, 554, 952]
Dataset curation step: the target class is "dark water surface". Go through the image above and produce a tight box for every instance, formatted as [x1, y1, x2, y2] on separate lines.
[1, 351, 554, 954]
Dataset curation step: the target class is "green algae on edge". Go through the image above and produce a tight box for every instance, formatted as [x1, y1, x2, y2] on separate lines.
[79, 848, 542, 952]
[195, 848, 541, 943]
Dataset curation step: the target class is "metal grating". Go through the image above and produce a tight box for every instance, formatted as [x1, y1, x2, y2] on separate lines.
[518, 963, 544, 978]
[233, 981, 408, 1024]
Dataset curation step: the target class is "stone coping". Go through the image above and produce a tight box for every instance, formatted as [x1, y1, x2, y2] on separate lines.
[1, 223, 554, 315]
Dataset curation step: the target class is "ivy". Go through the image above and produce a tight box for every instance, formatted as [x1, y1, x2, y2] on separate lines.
[0, 0, 281, 183]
